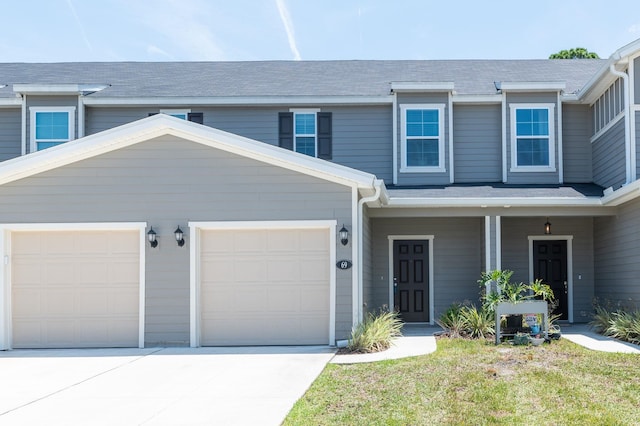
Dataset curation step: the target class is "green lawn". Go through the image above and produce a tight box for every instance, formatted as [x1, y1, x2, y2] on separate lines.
[284, 338, 640, 425]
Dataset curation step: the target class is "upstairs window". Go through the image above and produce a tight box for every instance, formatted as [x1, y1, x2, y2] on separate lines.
[278, 110, 332, 160]
[30, 107, 76, 151]
[293, 112, 317, 156]
[510, 104, 555, 172]
[400, 104, 445, 172]
[153, 110, 204, 124]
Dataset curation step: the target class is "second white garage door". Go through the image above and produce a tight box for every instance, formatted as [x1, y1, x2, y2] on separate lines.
[11, 230, 140, 349]
[200, 227, 330, 345]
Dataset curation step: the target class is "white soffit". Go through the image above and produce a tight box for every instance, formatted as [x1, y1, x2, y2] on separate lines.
[390, 82, 455, 93]
[495, 81, 566, 92]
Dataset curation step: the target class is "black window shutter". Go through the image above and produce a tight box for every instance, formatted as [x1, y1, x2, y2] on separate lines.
[317, 112, 332, 160]
[188, 112, 204, 124]
[279, 112, 294, 151]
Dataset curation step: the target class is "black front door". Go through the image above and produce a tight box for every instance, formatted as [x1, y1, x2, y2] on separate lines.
[533, 240, 568, 320]
[393, 240, 429, 322]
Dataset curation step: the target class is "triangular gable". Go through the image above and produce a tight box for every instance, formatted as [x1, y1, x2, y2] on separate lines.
[0, 114, 378, 190]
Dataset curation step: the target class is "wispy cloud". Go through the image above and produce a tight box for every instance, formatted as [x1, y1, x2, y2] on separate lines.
[629, 23, 640, 34]
[66, 0, 93, 52]
[275, 0, 301, 60]
[147, 45, 174, 60]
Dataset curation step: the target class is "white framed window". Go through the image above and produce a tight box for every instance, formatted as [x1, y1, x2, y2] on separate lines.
[400, 104, 446, 172]
[30, 107, 76, 152]
[291, 109, 320, 157]
[160, 109, 191, 120]
[510, 104, 556, 172]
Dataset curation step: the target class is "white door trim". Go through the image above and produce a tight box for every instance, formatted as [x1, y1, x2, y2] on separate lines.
[188, 220, 337, 347]
[0, 222, 147, 350]
[527, 235, 573, 323]
[387, 235, 435, 325]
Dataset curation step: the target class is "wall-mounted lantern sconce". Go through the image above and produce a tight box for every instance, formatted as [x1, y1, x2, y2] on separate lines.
[544, 218, 552, 235]
[175, 226, 185, 247]
[339, 225, 349, 246]
[147, 227, 158, 248]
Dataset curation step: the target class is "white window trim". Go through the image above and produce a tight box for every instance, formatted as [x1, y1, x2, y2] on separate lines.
[400, 104, 446, 173]
[509, 103, 556, 173]
[289, 109, 320, 158]
[29, 106, 76, 153]
[160, 109, 191, 119]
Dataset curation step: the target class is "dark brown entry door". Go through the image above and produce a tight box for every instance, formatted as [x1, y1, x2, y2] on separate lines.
[393, 240, 429, 322]
[533, 240, 568, 320]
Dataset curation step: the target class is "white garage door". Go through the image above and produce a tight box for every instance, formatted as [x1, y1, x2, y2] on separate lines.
[11, 230, 140, 348]
[200, 228, 330, 345]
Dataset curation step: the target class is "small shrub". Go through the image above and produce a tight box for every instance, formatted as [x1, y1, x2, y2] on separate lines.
[460, 305, 494, 339]
[436, 302, 466, 337]
[590, 302, 640, 345]
[590, 303, 613, 333]
[347, 308, 403, 353]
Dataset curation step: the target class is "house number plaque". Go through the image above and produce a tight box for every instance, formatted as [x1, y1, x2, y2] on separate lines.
[336, 260, 353, 270]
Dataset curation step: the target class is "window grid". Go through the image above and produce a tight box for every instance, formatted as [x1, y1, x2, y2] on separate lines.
[400, 104, 445, 172]
[294, 112, 317, 157]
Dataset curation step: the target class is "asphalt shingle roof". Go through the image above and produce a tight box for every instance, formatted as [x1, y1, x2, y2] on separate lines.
[0, 59, 606, 99]
[387, 183, 604, 199]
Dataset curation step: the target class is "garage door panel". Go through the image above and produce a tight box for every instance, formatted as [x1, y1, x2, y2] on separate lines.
[11, 230, 140, 348]
[201, 227, 330, 346]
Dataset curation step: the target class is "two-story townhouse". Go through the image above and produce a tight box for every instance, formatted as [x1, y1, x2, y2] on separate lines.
[0, 39, 639, 350]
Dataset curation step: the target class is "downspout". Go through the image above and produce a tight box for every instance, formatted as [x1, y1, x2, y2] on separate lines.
[356, 180, 382, 323]
[609, 64, 632, 184]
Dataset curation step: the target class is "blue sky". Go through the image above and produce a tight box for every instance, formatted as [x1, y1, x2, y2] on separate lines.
[2, 0, 640, 62]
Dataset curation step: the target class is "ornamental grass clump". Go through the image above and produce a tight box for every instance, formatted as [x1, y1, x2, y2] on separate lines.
[347, 308, 403, 353]
[591, 302, 640, 345]
[437, 302, 494, 339]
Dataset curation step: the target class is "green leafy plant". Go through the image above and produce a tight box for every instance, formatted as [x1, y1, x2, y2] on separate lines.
[460, 304, 494, 339]
[436, 302, 466, 338]
[478, 269, 555, 312]
[347, 308, 403, 353]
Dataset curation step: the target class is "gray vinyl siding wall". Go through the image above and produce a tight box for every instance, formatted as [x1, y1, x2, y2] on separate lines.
[25, 95, 78, 154]
[453, 104, 501, 183]
[506, 93, 559, 184]
[592, 118, 626, 189]
[396, 93, 450, 186]
[501, 217, 595, 321]
[637, 111, 640, 177]
[85, 105, 393, 180]
[594, 197, 640, 308]
[562, 104, 593, 182]
[0, 108, 22, 161]
[0, 136, 354, 345]
[369, 217, 483, 319]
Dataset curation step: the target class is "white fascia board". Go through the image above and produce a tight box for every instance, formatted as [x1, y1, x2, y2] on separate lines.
[600, 180, 640, 206]
[390, 82, 455, 92]
[13, 84, 109, 95]
[385, 197, 603, 208]
[0, 114, 377, 190]
[495, 82, 566, 92]
[452, 95, 502, 104]
[82, 95, 393, 106]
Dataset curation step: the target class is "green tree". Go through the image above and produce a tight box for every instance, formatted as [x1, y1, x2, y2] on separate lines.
[549, 47, 599, 59]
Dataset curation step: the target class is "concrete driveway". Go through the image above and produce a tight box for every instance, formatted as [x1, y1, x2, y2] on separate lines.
[0, 346, 335, 426]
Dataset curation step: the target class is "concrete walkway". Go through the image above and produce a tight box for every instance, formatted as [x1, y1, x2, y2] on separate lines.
[331, 323, 640, 364]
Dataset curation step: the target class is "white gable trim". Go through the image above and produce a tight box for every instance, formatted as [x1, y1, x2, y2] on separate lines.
[0, 114, 377, 190]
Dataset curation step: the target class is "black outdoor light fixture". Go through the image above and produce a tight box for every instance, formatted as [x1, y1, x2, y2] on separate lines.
[147, 227, 158, 248]
[175, 226, 185, 247]
[544, 218, 552, 235]
[339, 225, 349, 246]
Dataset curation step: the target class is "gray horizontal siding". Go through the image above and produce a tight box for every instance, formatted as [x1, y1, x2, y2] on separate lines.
[453, 104, 501, 183]
[86, 105, 392, 179]
[0, 108, 21, 161]
[592, 118, 625, 189]
[501, 217, 594, 321]
[369, 217, 483, 320]
[506, 93, 560, 184]
[594, 197, 640, 309]
[562, 104, 593, 183]
[637, 111, 640, 178]
[0, 136, 354, 345]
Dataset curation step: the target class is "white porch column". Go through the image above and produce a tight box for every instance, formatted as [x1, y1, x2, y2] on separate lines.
[484, 215, 502, 272]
